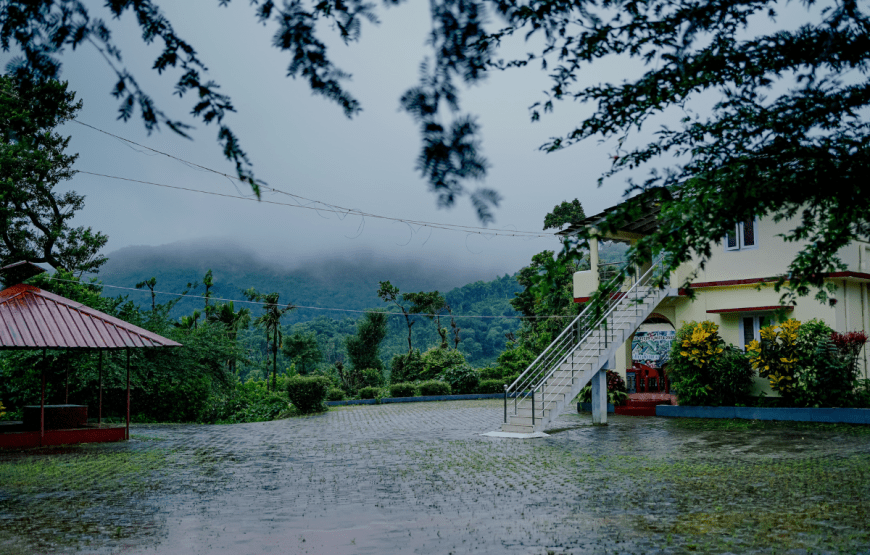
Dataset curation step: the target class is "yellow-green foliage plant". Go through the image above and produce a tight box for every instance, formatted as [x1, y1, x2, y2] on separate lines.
[680, 321, 725, 367]
[747, 319, 801, 396]
[668, 321, 726, 406]
[0, 401, 5, 418]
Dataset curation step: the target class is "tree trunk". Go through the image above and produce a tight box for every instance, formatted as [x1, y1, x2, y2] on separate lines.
[272, 327, 278, 392]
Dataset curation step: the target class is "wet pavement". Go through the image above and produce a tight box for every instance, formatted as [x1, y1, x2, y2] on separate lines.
[2, 399, 869, 554]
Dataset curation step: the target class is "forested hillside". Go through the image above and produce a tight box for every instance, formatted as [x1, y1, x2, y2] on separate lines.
[97, 239, 627, 373]
[99, 240, 508, 325]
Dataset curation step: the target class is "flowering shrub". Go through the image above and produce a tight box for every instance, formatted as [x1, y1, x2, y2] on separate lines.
[831, 331, 869, 370]
[679, 321, 725, 368]
[747, 319, 801, 395]
[667, 321, 753, 406]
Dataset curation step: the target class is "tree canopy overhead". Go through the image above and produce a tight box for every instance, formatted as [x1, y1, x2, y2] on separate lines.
[0, 74, 108, 274]
[2, 0, 868, 298]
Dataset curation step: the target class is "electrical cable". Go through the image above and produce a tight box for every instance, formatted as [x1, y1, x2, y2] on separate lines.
[72, 120, 555, 238]
[46, 275, 575, 320]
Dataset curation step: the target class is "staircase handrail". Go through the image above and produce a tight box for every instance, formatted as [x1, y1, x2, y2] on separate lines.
[503, 253, 667, 426]
[504, 267, 625, 394]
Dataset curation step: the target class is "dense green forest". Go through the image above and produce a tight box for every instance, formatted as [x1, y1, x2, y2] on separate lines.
[97, 240, 627, 374]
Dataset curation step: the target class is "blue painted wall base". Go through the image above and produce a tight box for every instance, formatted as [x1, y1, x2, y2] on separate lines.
[656, 405, 870, 425]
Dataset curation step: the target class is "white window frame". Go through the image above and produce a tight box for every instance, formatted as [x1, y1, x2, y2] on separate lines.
[738, 313, 773, 350]
[724, 217, 759, 252]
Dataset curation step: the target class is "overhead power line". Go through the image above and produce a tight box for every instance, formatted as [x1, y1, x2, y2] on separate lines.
[79, 170, 557, 238]
[46, 275, 573, 320]
[73, 120, 555, 239]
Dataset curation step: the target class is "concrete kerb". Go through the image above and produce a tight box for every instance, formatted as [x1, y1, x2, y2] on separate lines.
[657, 405, 870, 424]
[327, 393, 514, 407]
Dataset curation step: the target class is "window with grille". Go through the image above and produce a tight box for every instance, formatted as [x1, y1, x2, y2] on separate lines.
[725, 217, 758, 251]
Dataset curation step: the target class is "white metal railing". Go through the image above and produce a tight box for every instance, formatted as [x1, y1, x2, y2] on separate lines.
[503, 254, 667, 427]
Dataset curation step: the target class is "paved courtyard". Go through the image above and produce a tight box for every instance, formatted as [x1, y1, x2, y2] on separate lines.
[2, 399, 870, 554]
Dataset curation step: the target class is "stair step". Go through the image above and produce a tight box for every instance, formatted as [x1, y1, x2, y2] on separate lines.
[508, 416, 541, 426]
[515, 408, 551, 418]
[501, 424, 535, 433]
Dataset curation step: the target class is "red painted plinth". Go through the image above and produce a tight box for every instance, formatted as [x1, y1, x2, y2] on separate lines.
[0, 426, 126, 449]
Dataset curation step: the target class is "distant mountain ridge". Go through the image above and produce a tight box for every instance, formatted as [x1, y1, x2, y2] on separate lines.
[98, 240, 520, 324]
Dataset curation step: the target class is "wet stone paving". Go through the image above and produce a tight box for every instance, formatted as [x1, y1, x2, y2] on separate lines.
[2, 399, 870, 554]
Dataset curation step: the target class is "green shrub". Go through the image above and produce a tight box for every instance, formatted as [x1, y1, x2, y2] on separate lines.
[358, 386, 380, 400]
[419, 380, 451, 396]
[389, 382, 417, 398]
[708, 347, 755, 406]
[440, 363, 480, 394]
[360, 368, 384, 388]
[150, 374, 213, 422]
[479, 366, 503, 380]
[419, 348, 466, 381]
[668, 321, 726, 406]
[211, 378, 290, 424]
[286, 375, 331, 414]
[326, 387, 345, 401]
[478, 379, 506, 394]
[390, 350, 425, 383]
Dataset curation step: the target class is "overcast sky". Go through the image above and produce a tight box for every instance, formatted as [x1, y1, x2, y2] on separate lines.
[2, 0, 816, 282]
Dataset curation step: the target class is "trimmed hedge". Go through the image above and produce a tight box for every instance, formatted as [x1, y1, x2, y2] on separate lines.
[478, 379, 506, 394]
[286, 375, 331, 414]
[389, 382, 417, 398]
[358, 386, 380, 400]
[326, 387, 345, 401]
[419, 380, 451, 396]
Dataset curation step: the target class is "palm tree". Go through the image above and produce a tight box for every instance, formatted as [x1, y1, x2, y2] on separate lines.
[208, 301, 251, 376]
[246, 288, 295, 390]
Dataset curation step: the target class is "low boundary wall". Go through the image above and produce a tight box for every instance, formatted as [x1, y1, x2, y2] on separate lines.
[656, 405, 870, 425]
[327, 393, 512, 406]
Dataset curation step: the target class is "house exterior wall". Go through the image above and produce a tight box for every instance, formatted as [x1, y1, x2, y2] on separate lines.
[575, 215, 870, 392]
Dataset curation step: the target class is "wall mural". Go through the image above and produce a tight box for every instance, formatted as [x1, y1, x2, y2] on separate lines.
[631, 330, 676, 368]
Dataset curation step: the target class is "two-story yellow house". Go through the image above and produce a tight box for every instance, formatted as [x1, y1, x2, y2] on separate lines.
[560, 200, 870, 394]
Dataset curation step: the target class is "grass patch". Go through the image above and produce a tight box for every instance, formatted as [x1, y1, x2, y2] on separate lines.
[0, 448, 169, 494]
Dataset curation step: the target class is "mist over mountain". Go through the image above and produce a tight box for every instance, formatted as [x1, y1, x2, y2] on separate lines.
[98, 238, 519, 323]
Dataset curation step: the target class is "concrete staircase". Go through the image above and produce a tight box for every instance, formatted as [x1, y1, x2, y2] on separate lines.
[500, 283, 671, 434]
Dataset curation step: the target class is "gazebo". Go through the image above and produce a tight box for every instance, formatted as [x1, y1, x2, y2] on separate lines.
[0, 261, 181, 449]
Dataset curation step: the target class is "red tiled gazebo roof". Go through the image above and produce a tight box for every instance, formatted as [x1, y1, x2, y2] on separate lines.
[0, 283, 181, 350]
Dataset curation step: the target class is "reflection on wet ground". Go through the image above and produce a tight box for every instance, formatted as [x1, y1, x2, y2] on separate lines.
[2, 400, 869, 554]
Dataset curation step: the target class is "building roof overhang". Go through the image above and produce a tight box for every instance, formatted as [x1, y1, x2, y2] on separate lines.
[557, 189, 665, 240]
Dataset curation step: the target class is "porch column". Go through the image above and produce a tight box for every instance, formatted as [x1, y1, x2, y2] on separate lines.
[589, 236, 599, 277]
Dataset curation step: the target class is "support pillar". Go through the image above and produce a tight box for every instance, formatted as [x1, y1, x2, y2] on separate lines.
[40, 369, 46, 446]
[65, 357, 70, 405]
[98, 350, 103, 427]
[589, 236, 599, 278]
[591, 368, 608, 425]
[126, 349, 131, 441]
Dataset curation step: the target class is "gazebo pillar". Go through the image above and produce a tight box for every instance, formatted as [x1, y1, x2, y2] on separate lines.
[40, 369, 46, 445]
[65, 357, 69, 404]
[98, 350, 103, 426]
[126, 349, 131, 440]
